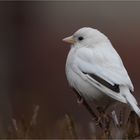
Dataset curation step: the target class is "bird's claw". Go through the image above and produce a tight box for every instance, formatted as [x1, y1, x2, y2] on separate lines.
[77, 97, 84, 104]
[95, 112, 110, 129]
[95, 117, 102, 127]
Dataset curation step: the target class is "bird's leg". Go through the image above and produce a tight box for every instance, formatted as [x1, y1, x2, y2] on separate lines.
[76, 95, 98, 120]
[82, 99, 98, 121]
[72, 88, 98, 123]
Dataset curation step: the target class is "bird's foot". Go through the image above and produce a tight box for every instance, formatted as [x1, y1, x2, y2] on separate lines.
[95, 108, 111, 137]
[96, 113, 110, 126]
[77, 97, 84, 104]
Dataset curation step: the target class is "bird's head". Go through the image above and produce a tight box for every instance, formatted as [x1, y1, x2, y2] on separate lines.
[62, 27, 109, 48]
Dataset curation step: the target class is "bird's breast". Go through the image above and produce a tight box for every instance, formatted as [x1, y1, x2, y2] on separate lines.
[65, 50, 115, 107]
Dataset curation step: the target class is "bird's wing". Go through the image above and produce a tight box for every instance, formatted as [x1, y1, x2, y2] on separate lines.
[74, 44, 134, 103]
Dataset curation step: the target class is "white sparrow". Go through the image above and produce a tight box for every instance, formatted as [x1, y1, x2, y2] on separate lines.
[63, 27, 140, 117]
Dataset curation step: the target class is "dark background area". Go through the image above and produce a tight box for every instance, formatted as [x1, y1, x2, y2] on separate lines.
[0, 1, 140, 138]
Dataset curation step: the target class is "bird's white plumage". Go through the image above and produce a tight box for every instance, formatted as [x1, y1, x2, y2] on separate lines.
[64, 27, 140, 117]
[75, 42, 134, 91]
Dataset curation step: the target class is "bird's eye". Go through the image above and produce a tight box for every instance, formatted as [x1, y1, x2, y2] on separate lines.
[78, 36, 84, 41]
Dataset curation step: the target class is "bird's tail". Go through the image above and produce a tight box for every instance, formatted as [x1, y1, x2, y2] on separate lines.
[127, 99, 140, 117]
[121, 87, 140, 117]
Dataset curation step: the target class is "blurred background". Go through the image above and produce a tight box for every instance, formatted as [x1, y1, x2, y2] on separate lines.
[0, 1, 140, 138]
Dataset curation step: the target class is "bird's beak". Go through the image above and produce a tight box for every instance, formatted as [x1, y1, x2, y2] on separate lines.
[62, 36, 75, 44]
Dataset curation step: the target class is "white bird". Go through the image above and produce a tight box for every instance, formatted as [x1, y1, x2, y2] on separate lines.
[62, 27, 140, 117]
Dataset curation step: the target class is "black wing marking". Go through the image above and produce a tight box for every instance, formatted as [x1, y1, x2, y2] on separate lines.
[83, 72, 120, 93]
